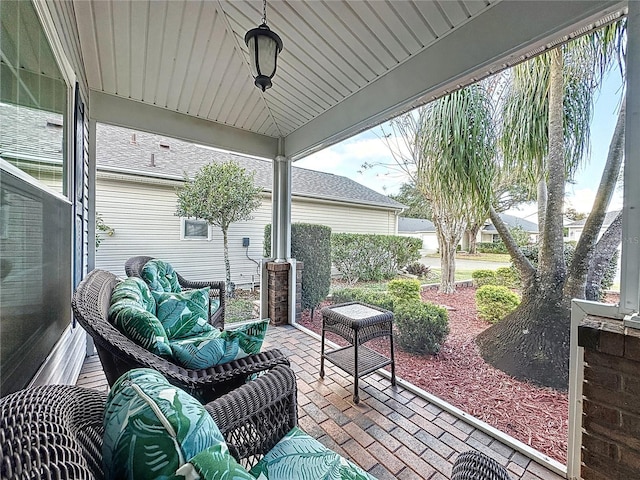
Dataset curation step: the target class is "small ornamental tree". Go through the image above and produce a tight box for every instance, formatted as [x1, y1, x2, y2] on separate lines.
[176, 161, 262, 296]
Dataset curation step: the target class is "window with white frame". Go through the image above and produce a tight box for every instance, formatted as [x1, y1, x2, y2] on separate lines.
[181, 218, 210, 240]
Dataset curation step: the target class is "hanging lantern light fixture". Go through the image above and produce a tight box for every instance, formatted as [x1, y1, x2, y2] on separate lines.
[244, 0, 283, 92]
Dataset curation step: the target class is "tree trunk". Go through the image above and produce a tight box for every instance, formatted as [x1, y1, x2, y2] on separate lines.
[586, 211, 623, 301]
[565, 103, 625, 299]
[467, 223, 481, 255]
[478, 49, 570, 389]
[222, 228, 234, 297]
[537, 179, 547, 239]
[433, 212, 465, 294]
[477, 282, 570, 390]
[538, 48, 567, 289]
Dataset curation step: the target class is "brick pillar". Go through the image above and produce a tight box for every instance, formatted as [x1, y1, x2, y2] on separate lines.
[295, 262, 303, 323]
[266, 262, 290, 325]
[578, 317, 640, 480]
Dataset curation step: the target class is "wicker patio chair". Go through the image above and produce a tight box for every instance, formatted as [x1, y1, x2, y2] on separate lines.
[125, 255, 225, 329]
[72, 268, 288, 402]
[0, 364, 297, 479]
[452, 451, 513, 480]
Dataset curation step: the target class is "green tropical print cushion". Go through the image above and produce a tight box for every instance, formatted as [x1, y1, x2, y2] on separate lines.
[142, 259, 182, 293]
[169, 319, 269, 370]
[210, 298, 220, 316]
[154, 288, 213, 339]
[249, 427, 377, 480]
[109, 279, 171, 357]
[173, 444, 255, 480]
[103, 368, 225, 480]
[110, 276, 156, 313]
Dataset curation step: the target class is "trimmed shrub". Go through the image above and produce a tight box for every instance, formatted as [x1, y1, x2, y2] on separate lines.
[331, 288, 395, 312]
[264, 223, 331, 310]
[495, 266, 520, 288]
[331, 233, 421, 284]
[475, 285, 520, 324]
[472, 269, 497, 287]
[476, 242, 508, 254]
[405, 262, 431, 278]
[388, 279, 421, 303]
[394, 301, 449, 355]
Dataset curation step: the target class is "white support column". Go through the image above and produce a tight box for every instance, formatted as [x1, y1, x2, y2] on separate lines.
[622, 1, 640, 321]
[271, 155, 292, 262]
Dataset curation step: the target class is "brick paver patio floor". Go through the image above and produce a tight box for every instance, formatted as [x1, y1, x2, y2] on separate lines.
[76, 324, 564, 479]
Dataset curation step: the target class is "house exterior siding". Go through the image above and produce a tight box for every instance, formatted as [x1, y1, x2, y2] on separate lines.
[95, 174, 399, 288]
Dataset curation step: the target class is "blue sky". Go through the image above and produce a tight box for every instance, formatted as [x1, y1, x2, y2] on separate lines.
[296, 67, 625, 219]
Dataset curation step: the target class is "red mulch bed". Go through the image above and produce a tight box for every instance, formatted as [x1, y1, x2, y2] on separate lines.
[299, 285, 607, 464]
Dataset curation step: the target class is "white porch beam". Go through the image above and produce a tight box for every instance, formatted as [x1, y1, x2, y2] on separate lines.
[89, 90, 279, 159]
[284, 0, 624, 160]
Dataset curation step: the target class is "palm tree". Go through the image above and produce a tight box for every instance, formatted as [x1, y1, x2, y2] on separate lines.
[477, 23, 626, 389]
[383, 84, 496, 293]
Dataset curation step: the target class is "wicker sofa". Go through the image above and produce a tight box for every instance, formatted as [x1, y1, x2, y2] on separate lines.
[125, 255, 225, 329]
[0, 364, 297, 479]
[72, 268, 288, 402]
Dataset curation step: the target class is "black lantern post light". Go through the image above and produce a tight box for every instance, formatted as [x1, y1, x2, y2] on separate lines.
[244, 0, 283, 91]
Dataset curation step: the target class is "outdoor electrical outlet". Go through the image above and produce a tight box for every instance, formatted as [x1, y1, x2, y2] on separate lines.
[242, 237, 250, 247]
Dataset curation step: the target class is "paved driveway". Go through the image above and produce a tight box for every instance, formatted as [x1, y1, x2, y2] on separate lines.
[420, 256, 511, 271]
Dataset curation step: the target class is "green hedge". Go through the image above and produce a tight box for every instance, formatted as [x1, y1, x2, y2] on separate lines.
[495, 266, 520, 288]
[388, 279, 421, 303]
[331, 233, 422, 283]
[471, 269, 497, 287]
[476, 242, 508, 254]
[264, 223, 332, 310]
[475, 285, 520, 324]
[331, 288, 395, 311]
[394, 300, 449, 355]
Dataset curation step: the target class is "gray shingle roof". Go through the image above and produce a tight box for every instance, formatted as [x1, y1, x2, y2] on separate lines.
[96, 123, 405, 210]
[482, 213, 538, 233]
[0, 103, 64, 164]
[400, 213, 538, 234]
[398, 217, 436, 233]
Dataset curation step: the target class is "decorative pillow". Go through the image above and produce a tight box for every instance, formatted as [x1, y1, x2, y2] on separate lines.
[102, 368, 225, 480]
[110, 276, 156, 313]
[170, 319, 270, 370]
[141, 259, 182, 293]
[249, 427, 376, 480]
[153, 287, 213, 339]
[109, 278, 171, 357]
[174, 444, 255, 480]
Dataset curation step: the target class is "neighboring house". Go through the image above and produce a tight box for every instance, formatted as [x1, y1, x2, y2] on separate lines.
[565, 210, 622, 242]
[399, 213, 538, 253]
[397, 218, 439, 252]
[95, 124, 405, 287]
[479, 213, 539, 244]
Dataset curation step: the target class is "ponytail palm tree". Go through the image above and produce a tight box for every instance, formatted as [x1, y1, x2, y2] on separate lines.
[477, 22, 626, 389]
[384, 84, 496, 293]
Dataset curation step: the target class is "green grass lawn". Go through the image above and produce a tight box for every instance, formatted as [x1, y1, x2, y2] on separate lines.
[425, 252, 511, 263]
[425, 269, 475, 284]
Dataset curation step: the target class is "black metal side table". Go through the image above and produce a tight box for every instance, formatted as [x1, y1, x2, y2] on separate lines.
[320, 302, 395, 404]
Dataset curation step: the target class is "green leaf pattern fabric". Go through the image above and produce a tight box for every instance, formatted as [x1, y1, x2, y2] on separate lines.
[109, 278, 172, 357]
[154, 288, 213, 339]
[170, 319, 269, 370]
[174, 444, 255, 480]
[249, 427, 376, 480]
[103, 368, 225, 480]
[142, 259, 182, 293]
